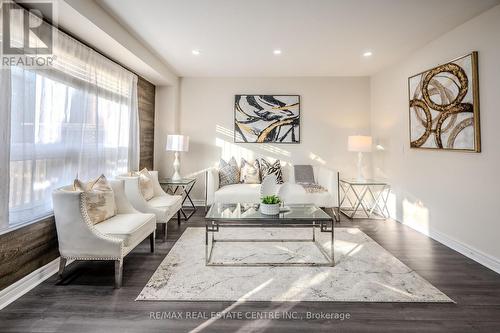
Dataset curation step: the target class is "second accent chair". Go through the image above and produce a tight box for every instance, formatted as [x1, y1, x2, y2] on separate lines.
[118, 170, 182, 241]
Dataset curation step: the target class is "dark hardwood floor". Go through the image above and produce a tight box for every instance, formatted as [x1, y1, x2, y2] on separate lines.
[1, 210, 500, 333]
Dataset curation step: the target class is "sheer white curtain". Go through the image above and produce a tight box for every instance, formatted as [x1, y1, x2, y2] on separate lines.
[4, 8, 139, 227]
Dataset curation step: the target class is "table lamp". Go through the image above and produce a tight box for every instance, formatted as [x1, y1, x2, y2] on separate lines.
[166, 134, 189, 181]
[348, 135, 372, 181]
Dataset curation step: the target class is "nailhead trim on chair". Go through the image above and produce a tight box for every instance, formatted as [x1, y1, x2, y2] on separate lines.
[62, 256, 122, 260]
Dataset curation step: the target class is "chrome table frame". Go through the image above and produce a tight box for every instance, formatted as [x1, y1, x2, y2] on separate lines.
[160, 178, 197, 221]
[339, 179, 391, 219]
[205, 214, 335, 267]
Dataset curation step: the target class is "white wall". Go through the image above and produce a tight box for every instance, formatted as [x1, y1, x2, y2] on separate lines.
[371, 5, 500, 271]
[159, 77, 371, 201]
[154, 83, 180, 176]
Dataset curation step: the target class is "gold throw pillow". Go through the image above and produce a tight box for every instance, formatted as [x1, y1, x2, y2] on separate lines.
[136, 168, 155, 201]
[74, 175, 117, 225]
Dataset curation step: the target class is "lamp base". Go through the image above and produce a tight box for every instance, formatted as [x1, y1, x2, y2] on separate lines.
[172, 151, 182, 181]
[356, 151, 364, 181]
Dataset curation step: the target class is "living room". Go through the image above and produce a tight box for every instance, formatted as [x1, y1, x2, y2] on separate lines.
[1, 0, 500, 332]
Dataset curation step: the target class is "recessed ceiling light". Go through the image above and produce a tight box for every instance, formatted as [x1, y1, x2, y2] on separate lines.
[273, 49, 282, 55]
[192, 49, 201, 55]
[363, 51, 373, 57]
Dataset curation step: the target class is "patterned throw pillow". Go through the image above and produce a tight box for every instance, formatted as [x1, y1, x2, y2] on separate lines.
[219, 157, 240, 187]
[74, 175, 117, 225]
[259, 159, 284, 184]
[239, 158, 261, 184]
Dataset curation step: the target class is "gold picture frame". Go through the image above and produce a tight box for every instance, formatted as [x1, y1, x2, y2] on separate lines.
[408, 51, 480, 152]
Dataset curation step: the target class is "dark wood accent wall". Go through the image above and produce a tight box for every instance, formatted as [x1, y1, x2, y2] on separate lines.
[138, 77, 156, 170]
[0, 76, 156, 291]
[0, 217, 59, 290]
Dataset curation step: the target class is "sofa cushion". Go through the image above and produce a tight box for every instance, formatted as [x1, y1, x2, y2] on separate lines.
[214, 183, 261, 204]
[94, 213, 155, 247]
[259, 159, 284, 184]
[219, 157, 240, 187]
[240, 158, 261, 184]
[74, 175, 116, 225]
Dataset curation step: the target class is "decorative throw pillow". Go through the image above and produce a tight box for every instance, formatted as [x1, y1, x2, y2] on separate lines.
[259, 159, 284, 184]
[219, 157, 240, 187]
[74, 175, 117, 225]
[136, 168, 155, 201]
[239, 158, 261, 184]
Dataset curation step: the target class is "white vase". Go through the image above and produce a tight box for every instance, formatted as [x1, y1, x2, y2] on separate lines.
[260, 203, 280, 215]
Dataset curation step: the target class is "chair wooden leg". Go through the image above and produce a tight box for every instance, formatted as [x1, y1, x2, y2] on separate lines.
[58, 257, 67, 279]
[177, 210, 181, 226]
[114, 259, 123, 289]
[150, 231, 155, 253]
[163, 223, 167, 242]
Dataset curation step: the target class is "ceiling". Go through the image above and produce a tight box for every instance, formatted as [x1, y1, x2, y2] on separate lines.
[98, 0, 500, 77]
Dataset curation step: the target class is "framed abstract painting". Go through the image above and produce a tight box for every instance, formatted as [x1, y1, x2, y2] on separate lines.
[234, 95, 300, 143]
[408, 52, 480, 152]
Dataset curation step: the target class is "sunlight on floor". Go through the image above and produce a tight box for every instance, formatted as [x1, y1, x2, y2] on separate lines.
[273, 269, 332, 302]
[372, 281, 421, 299]
[188, 278, 274, 333]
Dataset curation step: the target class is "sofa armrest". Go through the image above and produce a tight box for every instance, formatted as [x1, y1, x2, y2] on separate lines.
[52, 190, 123, 259]
[315, 166, 339, 208]
[206, 168, 219, 206]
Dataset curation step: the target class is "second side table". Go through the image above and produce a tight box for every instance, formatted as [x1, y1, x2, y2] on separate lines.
[159, 178, 197, 221]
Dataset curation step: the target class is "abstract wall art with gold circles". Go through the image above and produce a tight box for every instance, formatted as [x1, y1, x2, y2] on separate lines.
[408, 52, 480, 152]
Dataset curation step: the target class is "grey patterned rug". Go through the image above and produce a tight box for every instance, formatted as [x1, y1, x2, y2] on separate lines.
[137, 227, 453, 303]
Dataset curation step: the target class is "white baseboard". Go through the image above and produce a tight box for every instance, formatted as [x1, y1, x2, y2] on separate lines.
[396, 220, 500, 274]
[0, 257, 71, 310]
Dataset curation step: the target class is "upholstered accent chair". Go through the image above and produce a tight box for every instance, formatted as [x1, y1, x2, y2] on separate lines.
[52, 179, 157, 288]
[118, 171, 182, 241]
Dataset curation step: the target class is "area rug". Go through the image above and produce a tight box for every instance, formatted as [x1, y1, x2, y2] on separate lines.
[137, 227, 453, 302]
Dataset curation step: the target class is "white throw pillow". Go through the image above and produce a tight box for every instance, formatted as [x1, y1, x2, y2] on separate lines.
[74, 175, 117, 225]
[239, 158, 261, 184]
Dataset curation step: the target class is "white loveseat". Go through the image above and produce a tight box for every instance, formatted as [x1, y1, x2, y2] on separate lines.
[52, 179, 156, 288]
[206, 163, 339, 211]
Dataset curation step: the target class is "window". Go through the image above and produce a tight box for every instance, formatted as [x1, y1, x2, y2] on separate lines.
[1, 5, 139, 230]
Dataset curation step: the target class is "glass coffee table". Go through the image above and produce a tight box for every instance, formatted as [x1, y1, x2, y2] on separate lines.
[205, 203, 335, 267]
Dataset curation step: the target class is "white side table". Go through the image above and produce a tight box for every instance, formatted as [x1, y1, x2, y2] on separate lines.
[339, 178, 391, 219]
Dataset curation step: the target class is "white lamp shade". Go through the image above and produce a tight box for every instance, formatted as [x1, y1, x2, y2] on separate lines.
[348, 135, 372, 152]
[166, 134, 189, 152]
